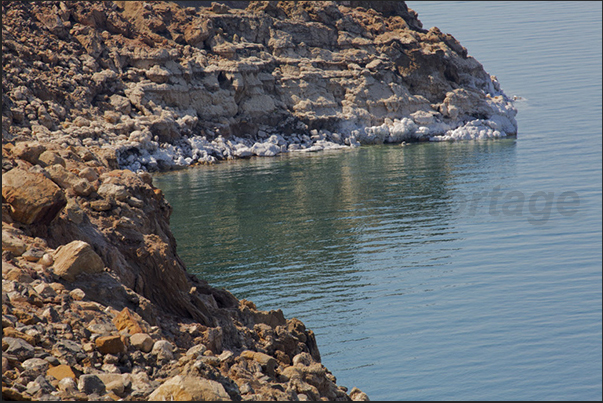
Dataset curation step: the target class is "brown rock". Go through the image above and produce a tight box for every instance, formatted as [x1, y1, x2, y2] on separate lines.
[52, 240, 104, 282]
[2, 168, 67, 225]
[148, 375, 231, 401]
[3, 328, 37, 346]
[45, 164, 93, 197]
[95, 335, 126, 355]
[11, 142, 46, 164]
[5, 268, 34, 284]
[2, 231, 27, 256]
[1, 387, 30, 401]
[89, 199, 112, 211]
[37, 150, 66, 168]
[112, 307, 150, 335]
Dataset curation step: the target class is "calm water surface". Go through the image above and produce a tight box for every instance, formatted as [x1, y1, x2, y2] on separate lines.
[154, 2, 602, 400]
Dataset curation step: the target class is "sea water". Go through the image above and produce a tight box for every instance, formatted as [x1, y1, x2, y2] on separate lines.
[154, 2, 602, 400]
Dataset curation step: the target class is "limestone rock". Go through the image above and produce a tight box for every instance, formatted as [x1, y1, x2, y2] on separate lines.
[52, 240, 104, 282]
[152, 339, 175, 362]
[148, 375, 231, 401]
[350, 386, 370, 401]
[2, 168, 67, 225]
[130, 333, 154, 353]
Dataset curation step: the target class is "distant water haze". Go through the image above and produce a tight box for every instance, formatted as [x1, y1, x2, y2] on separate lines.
[155, 2, 602, 400]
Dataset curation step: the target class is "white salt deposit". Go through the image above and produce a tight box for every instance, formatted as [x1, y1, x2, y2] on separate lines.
[116, 74, 518, 172]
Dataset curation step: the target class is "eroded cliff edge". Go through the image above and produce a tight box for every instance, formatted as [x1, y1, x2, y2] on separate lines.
[2, 0, 517, 172]
[2, 1, 516, 401]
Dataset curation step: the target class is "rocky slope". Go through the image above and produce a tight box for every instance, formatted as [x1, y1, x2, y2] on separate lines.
[2, 0, 517, 172]
[2, 1, 517, 401]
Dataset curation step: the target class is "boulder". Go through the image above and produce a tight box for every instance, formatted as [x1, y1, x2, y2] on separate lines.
[52, 240, 104, 282]
[95, 335, 126, 355]
[2, 168, 67, 225]
[3, 337, 35, 361]
[37, 150, 66, 167]
[47, 364, 76, 381]
[45, 164, 94, 196]
[2, 231, 27, 256]
[11, 142, 46, 164]
[78, 374, 106, 395]
[130, 333, 154, 353]
[152, 339, 175, 362]
[112, 307, 151, 334]
[148, 375, 231, 401]
[21, 358, 49, 375]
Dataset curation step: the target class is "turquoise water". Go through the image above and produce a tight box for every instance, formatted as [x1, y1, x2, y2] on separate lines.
[154, 2, 602, 400]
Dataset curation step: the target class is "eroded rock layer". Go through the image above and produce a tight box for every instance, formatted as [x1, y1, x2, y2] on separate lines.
[2, 0, 517, 172]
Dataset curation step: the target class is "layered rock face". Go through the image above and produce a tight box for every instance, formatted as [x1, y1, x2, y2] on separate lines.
[2, 0, 517, 172]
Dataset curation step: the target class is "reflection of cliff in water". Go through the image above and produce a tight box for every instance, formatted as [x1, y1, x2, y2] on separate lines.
[154, 139, 517, 308]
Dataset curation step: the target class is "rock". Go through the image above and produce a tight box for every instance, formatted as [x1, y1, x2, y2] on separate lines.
[44, 164, 93, 196]
[11, 142, 46, 164]
[97, 182, 129, 202]
[26, 374, 56, 396]
[2, 356, 10, 374]
[39, 253, 54, 266]
[41, 306, 61, 323]
[185, 344, 207, 359]
[3, 337, 35, 361]
[148, 375, 231, 401]
[37, 150, 66, 167]
[3, 327, 37, 346]
[2, 168, 67, 225]
[5, 268, 34, 284]
[52, 240, 104, 282]
[152, 340, 175, 362]
[112, 307, 150, 334]
[69, 288, 86, 301]
[89, 199, 112, 211]
[78, 374, 106, 395]
[22, 358, 49, 375]
[95, 335, 126, 355]
[130, 333, 154, 353]
[58, 377, 78, 393]
[2, 231, 27, 256]
[47, 365, 76, 381]
[349, 386, 370, 401]
[51, 340, 85, 366]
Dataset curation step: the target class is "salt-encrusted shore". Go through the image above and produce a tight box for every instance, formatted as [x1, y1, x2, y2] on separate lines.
[2, 1, 516, 401]
[3, 1, 517, 172]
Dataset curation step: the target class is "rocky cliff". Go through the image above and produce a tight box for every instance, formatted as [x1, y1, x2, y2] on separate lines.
[2, 1, 516, 401]
[2, 0, 517, 171]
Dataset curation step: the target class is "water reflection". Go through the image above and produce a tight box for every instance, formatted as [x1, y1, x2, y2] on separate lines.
[154, 139, 517, 313]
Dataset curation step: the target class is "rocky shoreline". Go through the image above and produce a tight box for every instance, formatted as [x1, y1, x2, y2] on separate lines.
[3, 1, 517, 401]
